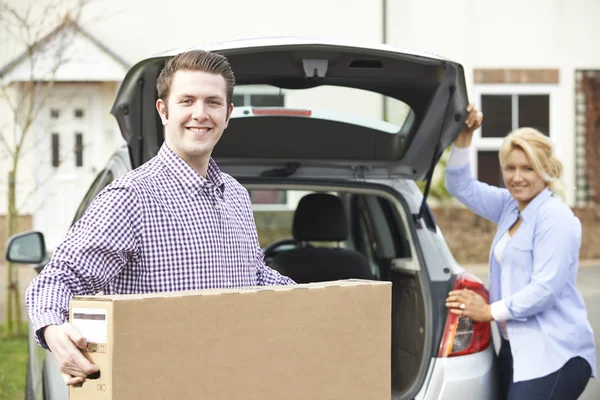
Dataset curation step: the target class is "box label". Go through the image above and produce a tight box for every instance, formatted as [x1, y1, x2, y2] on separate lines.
[72, 308, 108, 344]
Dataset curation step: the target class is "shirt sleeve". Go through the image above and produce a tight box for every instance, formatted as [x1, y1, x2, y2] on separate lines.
[445, 146, 512, 224]
[503, 207, 580, 319]
[447, 145, 471, 168]
[254, 244, 297, 286]
[491, 300, 513, 321]
[25, 185, 142, 349]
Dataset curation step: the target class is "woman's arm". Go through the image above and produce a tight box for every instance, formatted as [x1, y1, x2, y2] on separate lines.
[445, 105, 512, 224]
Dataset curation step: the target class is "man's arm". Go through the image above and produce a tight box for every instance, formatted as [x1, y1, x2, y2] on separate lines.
[25, 185, 142, 385]
[26, 185, 142, 345]
[253, 243, 297, 286]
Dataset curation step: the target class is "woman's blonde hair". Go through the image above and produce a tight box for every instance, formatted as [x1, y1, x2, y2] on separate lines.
[498, 127, 565, 200]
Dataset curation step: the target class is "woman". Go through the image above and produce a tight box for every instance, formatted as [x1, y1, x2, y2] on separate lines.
[444, 104, 596, 399]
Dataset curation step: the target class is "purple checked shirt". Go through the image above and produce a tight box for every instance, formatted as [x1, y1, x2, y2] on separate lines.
[26, 143, 295, 347]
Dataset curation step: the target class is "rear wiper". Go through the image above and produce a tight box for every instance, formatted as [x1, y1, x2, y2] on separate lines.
[260, 162, 300, 178]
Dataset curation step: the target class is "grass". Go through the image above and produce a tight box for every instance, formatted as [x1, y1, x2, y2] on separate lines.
[0, 323, 28, 400]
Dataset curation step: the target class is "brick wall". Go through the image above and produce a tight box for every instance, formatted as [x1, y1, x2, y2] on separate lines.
[0, 215, 33, 257]
[432, 206, 600, 263]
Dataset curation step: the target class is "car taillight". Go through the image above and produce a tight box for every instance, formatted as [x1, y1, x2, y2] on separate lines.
[438, 272, 492, 357]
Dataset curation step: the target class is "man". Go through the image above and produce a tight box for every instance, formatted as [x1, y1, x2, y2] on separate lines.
[25, 50, 296, 386]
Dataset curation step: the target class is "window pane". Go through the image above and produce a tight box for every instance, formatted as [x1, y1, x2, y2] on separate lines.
[518, 95, 549, 136]
[478, 151, 504, 188]
[250, 190, 287, 204]
[74, 109, 85, 119]
[232, 94, 244, 106]
[481, 95, 512, 138]
[51, 133, 60, 167]
[75, 133, 83, 167]
[235, 84, 413, 131]
[50, 109, 60, 119]
[249, 94, 284, 107]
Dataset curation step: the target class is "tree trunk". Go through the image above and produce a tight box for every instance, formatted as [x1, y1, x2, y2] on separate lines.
[5, 169, 22, 337]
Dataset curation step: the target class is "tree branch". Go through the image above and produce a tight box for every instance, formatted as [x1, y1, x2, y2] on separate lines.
[0, 127, 15, 159]
[0, 79, 18, 116]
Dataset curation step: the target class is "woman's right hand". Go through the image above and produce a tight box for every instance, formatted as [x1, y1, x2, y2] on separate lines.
[454, 104, 483, 148]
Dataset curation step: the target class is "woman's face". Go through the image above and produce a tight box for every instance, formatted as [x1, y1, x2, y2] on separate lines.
[502, 148, 547, 210]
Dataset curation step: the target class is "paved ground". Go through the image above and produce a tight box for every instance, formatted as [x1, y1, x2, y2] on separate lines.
[3, 262, 599, 398]
[465, 261, 600, 400]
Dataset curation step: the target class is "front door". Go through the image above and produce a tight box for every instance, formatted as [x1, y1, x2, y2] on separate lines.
[34, 84, 100, 249]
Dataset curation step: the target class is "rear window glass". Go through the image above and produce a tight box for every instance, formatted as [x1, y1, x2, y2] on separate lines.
[233, 84, 412, 132]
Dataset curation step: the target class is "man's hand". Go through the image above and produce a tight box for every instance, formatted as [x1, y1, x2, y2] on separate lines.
[445, 288, 494, 322]
[44, 323, 100, 386]
[454, 104, 483, 148]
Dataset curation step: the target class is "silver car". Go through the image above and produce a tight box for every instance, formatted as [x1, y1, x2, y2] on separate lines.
[7, 37, 499, 399]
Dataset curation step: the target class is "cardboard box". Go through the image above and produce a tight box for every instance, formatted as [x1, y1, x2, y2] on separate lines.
[69, 280, 391, 400]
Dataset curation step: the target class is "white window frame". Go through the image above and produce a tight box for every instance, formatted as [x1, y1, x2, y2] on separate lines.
[470, 84, 558, 180]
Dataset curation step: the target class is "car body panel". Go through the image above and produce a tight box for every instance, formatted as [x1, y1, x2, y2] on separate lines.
[418, 348, 500, 400]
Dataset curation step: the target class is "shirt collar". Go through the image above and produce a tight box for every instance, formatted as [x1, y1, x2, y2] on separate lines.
[519, 188, 553, 222]
[158, 143, 225, 195]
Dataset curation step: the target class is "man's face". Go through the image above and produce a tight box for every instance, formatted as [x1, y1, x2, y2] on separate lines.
[156, 70, 233, 167]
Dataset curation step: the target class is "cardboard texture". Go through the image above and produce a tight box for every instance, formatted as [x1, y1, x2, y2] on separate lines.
[69, 280, 391, 400]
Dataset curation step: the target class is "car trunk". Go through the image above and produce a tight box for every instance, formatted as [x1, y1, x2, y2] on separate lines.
[111, 38, 468, 181]
[241, 180, 434, 399]
[108, 38, 469, 397]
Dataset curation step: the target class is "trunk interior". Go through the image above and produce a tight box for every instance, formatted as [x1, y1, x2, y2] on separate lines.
[242, 180, 430, 398]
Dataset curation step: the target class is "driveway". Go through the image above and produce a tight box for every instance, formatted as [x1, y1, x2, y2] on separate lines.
[465, 261, 600, 400]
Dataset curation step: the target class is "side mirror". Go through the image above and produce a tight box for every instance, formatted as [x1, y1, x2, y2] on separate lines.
[6, 231, 46, 265]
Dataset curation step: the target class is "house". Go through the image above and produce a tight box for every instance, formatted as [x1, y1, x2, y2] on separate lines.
[0, 16, 129, 250]
[1, 0, 599, 259]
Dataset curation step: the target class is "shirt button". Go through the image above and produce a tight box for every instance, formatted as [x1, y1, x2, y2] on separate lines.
[215, 203, 221, 210]
[227, 281, 232, 287]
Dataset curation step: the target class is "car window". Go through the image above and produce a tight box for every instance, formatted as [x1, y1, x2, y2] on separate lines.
[71, 169, 114, 225]
[352, 194, 411, 260]
[234, 84, 413, 131]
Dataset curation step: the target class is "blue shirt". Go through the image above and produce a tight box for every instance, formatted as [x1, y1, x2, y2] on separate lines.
[446, 162, 596, 382]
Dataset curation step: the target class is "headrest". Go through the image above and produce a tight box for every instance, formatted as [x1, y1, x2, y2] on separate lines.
[292, 193, 348, 242]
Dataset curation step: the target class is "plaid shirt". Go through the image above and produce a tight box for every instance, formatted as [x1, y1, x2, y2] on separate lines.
[26, 143, 295, 347]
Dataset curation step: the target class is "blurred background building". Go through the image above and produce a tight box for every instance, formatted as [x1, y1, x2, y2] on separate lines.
[1, 0, 599, 261]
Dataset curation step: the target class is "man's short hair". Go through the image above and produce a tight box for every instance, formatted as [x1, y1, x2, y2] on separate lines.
[156, 50, 235, 106]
